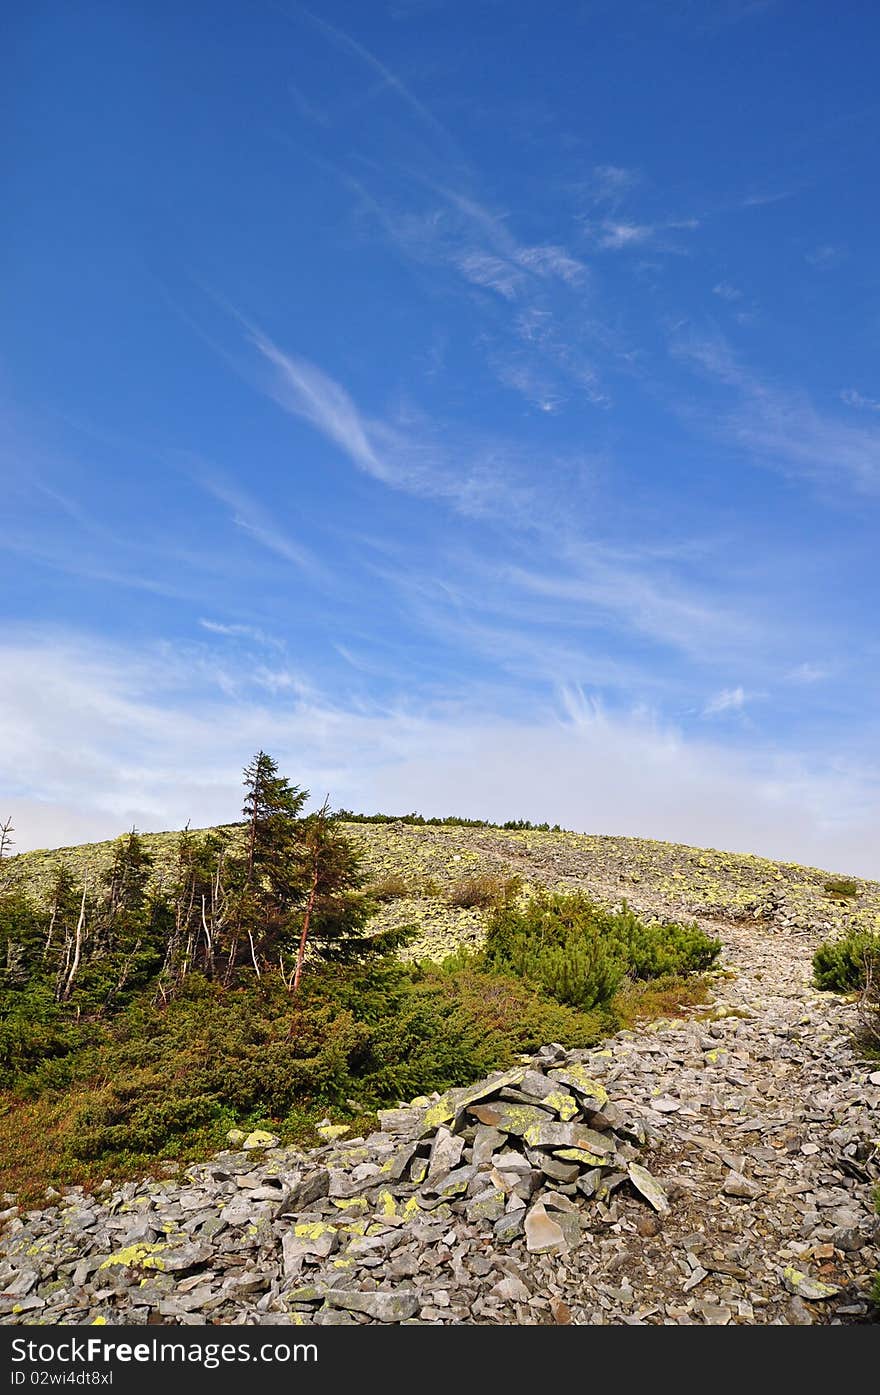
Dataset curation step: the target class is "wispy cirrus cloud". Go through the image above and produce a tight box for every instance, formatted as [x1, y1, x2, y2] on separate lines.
[841, 388, 880, 413]
[587, 164, 641, 208]
[490, 355, 567, 413]
[201, 473, 323, 573]
[243, 322, 547, 522]
[505, 552, 754, 664]
[805, 243, 844, 268]
[292, 4, 450, 142]
[381, 178, 589, 302]
[585, 217, 700, 252]
[247, 328, 382, 476]
[703, 685, 747, 716]
[788, 662, 829, 685]
[713, 280, 743, 301]
[673, 331, 880, 494]
[345, 171, 607, 408]
[591, 221, 655, 250]
[198, 619, 284, 649]
[287, 80, 331, 128]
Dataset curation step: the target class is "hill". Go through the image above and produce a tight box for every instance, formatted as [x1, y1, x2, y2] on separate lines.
[2, 816, 879, 1325]
[6, 818, 879, 961]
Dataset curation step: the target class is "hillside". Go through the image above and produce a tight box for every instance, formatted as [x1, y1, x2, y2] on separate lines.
[6, 819, 879, 961]
[2, 818, 878, 1326]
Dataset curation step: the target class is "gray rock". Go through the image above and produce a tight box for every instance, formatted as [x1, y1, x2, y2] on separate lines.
[324, 1288, 420, 1321]
[782, 1267, 839, 1300]
[472, 1126, 507, 1167]
[491, 1273, 531, 1303]
[523, 1121, 614, 1156]
[158, 1244, 212, 1272]
[465, 1190, 507, 1223]
[467, 1101, 553, 1135]
[627, 1163, 670, 1214]
[282, 1169, 329, 1209]
[494, 1209, 526, 1243]
[722, 1170, 764, 1200]
[426, 1127, 464, 1181]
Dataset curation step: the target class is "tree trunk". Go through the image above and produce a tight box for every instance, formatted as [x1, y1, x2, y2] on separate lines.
[292, 860, 319, 993]
[60, 884, 87, 1003]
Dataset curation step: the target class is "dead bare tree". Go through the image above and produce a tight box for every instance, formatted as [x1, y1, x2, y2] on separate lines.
[57, 883, 88, 1003]
[0, 817, 14, 893]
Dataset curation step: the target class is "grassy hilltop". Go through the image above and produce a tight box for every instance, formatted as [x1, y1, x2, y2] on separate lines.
[8, 816, 879, 960]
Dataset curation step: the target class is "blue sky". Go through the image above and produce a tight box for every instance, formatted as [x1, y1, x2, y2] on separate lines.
[3, 0, 879, 871]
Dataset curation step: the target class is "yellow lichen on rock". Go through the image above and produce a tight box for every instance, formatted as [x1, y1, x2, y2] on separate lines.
[99, 1243, 167, 1271]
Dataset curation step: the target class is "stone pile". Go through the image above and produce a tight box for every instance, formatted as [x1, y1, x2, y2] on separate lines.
[0, 1045, 669, 1326]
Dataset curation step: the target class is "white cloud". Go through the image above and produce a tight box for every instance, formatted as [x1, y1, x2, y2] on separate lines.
[454, 250, 523, 299]
[506, 553, 754, 663]
[589, 164, 641, 208]
[788, 662, 829, 685]
[198, 620, 283, 649]
[596, 222, 655, 250]
[244, 323, 549, 523]
[492, 358, 566, 413]
[585, 218, 699, 253]
[841, 388, 880, 413]
[247, 329, 382, 476]
[703, 685, 747, 716]
[2, 633, 878, 876]
[515, 244, 587, 286]
[297, 5, 449, 142]
[805, 243, 844, 268]
[287, 80, 330, 127]
[379, 181, 587, 302]
[673, 331, 880, 494]
[713, 281, 743, 301]
[202, 473, 322, 572]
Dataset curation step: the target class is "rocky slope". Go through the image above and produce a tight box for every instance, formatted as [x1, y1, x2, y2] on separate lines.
[1, 908, 878, 1326]
[7, 820, 880, 962]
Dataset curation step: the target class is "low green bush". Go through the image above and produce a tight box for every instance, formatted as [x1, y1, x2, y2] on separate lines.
[812, 929, 880, 993]
[823, 877, 859, 900]
[481, 891, 720, 1011]
[366, 873, 411, 901]
[1, 952, 608, 1187]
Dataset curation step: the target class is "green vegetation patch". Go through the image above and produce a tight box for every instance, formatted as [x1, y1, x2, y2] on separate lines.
[823, 877, 860, 900]
[477, 890, 720, 1011]
[812, 928, 880, 993]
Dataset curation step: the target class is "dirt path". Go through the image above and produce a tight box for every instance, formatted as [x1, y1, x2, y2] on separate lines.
[522, 918, 880, 1324]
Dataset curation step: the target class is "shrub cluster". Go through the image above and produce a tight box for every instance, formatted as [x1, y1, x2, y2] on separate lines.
[812, 929, 880, 993]
[823, 877, 860, 900]
[447, 874, 520, 910]
[366, 873, 411, 901]
[481, 891, 721, 1012]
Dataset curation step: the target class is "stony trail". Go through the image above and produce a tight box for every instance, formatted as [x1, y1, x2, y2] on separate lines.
[532, 917, 880, 1325]
[1, 917, 878, 1326]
